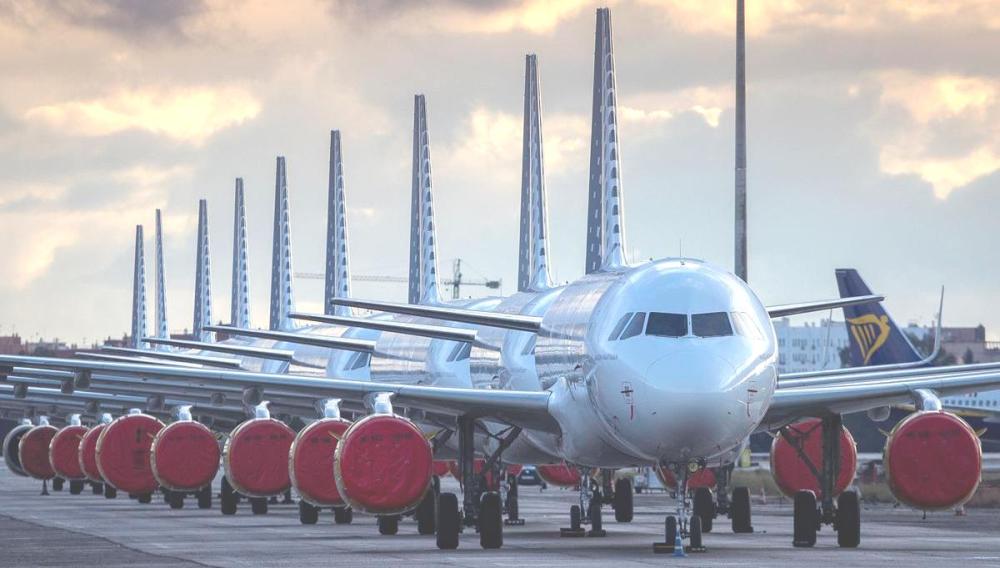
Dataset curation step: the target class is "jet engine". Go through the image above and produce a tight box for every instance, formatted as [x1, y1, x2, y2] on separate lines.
[78, 424, 106, 483]
[151, 420, 221, 492]
[333, 414, 433, 515]
[655, 466, 717, 490]
[19, 423, 58, 480]
[289, 416, 351, 506]
[884, 411, 981, 510]
[96, 413, 164, 494]
[2, 423, 32, 477]
[49, 425, 89, 481]
[770, 418, 857, 499]
[223, 417, 295, 497]
[536, 463, 580, 487]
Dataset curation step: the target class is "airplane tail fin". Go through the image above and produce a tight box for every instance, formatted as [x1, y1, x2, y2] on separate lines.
[153, 210, 169, 345]
[231, 178, 252, 328]
[585, 7, 627, 274]
[408, 95, 442, 305]
[518, 54, 552, 292]
[130, 225, 148, 349]
[836, 269, 928, 367]
[325, 131, 352, 315]
[193, 199, 214, 342]
[269, 157, 296, 330]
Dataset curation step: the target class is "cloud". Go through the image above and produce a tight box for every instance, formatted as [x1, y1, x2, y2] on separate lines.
[620, 85, 729, 129]
[24, 87, 261, 145]
[350, 0, 592, 35]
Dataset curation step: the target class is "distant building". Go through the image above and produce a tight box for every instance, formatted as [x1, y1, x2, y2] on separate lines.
[773, 318, 849, 373]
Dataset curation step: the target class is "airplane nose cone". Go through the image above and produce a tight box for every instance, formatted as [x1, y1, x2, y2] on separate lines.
[645, 349, 736, 393]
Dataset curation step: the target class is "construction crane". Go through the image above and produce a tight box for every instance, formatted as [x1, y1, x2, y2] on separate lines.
[295, 258, 501, 300]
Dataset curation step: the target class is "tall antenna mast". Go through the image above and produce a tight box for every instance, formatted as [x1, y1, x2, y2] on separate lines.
[734, 0, 748, 282]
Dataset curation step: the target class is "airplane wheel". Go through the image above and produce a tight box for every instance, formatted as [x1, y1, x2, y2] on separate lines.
[480, 491, 503, 549]
[69, 480, 84, 495]
[168, 492, 184, 510]
[221, 494, 237, 515]
[138, 492, 152, 504]
[613, 478, 633, 522]
[52, 477, 64, 491]
[665, 515, 678, 547]
[299, 500, 319, 525]
[569, 505, 582, 531]
[91, 482, 103, 495]
[378, 515, 399, 535]
[836, 490, 861, 548]
[250, 497, 268, 515]
[689, 514, 705, 551]
[693, 487, 714, 533]
[104, 485, 117, 499]
[333, 506, 353, 525]
[416, 489, 436, 535]
[793, 490, 818, 548]
[731, 486, 753, 533]
[197, 486, 212, 509]
[588, 492, 604, 535]
[436, 492, 460, 550]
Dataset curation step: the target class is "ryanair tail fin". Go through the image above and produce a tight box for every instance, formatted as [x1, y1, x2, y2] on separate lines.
[518, 54, 552, 292]
[408, 95, 442, 305]
[231, 178, 252, 329]
[193, 199, 214, 342]
[836, 268, 928, 367]
[269, 157, 296, 330]
[325, 131, 352, 315]
[130, 225, 148, 349]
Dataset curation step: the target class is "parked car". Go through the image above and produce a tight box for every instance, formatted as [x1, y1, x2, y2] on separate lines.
[517, 466, 544, 487]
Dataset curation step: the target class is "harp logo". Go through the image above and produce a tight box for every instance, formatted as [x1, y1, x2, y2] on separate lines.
[847, 314, 891, 365]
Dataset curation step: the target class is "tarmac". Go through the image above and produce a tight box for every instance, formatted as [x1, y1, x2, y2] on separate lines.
[1, 468, 999, 567]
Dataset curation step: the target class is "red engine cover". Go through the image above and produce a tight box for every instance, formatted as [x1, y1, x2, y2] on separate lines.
[656, 467, 717, 489]
[334, 414, 432, 514]
[885, 411, 981, 510]
[289, 418, 350, 506]
[223, 418, 294, 497]
[19, 425, 58, 480]
[446, 459, 522, 490]
[770, 418, 857, 499]
[49, 425, 88, 480]
[536, 463, 579, 487]
[151, 421, 220, 491]
[433, 460, 452, 477]
[97, 414, 164, 493]
[78, 424, 106, 482]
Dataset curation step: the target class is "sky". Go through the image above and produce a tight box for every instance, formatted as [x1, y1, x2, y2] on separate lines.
[0, 0, 997, 345]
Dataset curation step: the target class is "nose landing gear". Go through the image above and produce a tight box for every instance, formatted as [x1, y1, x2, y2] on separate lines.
[654, 464, 708, 554]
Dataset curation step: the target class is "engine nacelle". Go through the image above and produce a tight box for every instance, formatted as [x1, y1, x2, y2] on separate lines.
[432, 460, 452, 477]
[96, 413, 164, 493]
[655, 466, 717, 490]
[151, 421, 220, 491]
[770, 418, 857, 499]
[78, 424, 106, 482]
[446, 458, 523, 490]
[885, 411, 981, 510]
[50, 425, 88, 480]
[19, 424, 58, 480]
[223, 418, 295, 497]
[333, 414, 433, 515]
[536, 463, 580, 487]
[289, 417, 351, 506]
[2, 423, 32, 477]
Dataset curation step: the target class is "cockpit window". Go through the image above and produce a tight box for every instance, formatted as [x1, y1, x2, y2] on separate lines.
[521, 335, 537, 356]
[646, 313, 688, 338]
[447, 342, 472, 362]
[347, 352, 369, 370]
[619, 312, 646, 340]
[731, 311, 763, 340]
[692, 312, 733, 337]
[608, 313, 633, 341]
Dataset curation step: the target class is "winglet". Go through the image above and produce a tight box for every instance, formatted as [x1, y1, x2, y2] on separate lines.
[518, 54, 552, 292]
[231, 178, 252, 329]
[153, 210, 170, 345]
[130, 225, 149, 350]
[585, 7, 627, 274]
[326, 131, 352, 315]
[409, 95, 442, 305]
[269, 157, 296, 331]
[193, 199, 214, 342]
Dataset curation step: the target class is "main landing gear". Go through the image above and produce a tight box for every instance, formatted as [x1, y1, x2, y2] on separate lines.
[784, 414, 860, 548]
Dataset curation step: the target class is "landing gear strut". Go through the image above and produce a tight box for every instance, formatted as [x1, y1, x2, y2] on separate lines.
[560, 468, 606, 537]
[654, 464, 706, 554]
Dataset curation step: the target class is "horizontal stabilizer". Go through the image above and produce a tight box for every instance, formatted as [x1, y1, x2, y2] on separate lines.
[330, 299, 542, 333]
[100, 346, 243, 369]
[765, 294, 884, 319]
[142, 337, 295, 361]
[205, 325, 375, 353]
[290, 312, 477, 342]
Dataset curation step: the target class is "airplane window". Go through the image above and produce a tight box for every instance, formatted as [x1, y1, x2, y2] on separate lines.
[620, 312, 646, 340]
[608, 313, 634, 341]
[692, 312, 733, 338]
[646, 313, 687, 338]
[731, 312, 763, 340]
[348, 352, 369, 370]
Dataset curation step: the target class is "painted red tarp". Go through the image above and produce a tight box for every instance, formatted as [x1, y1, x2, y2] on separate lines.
[97, 414, 164, 493]
[151, 421, 220, 491]
[49, 425, 88, 480]
[224, 418, 294, 497]
[289, 418, 350, 506]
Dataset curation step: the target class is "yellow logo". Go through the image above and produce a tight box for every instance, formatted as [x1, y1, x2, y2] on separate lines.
[847, 314, 890, 365]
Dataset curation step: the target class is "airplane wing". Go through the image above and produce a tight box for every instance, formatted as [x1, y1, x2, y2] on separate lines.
[0, 355, 559, 434]
[764, 294, 884, 318]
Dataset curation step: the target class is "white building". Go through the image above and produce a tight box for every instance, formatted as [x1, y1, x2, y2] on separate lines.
[773, 318, 849, 373]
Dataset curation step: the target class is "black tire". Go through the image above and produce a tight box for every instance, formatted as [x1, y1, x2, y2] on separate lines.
[378, 515, 399, 535]
[299, 500, 319, 524]
[168, 492, 184, 510]
[250, 497, 268, 515]
[613, 478, 633, 523]
[138, 492, 152, 504]
[197, 486, 212, 509]
[588, 491, 603, 532]
[416, 489, 437, 535]
[69, 480, 84, 495]
[333, 506, 353, 525]
[52, 477, 64, 491]
[221, 493, 237, 515]
[436, 492, 460, 550]
[570, 504, 582, 531]
[665, 515, 678, 548]
[837, 490, 861, 548]
[91, 482, 103, 495]
[731, 486, 753, 533]
[689, 514, 704, 550]
[104, 485, 117, 499]
[793, 490, 818, 548]
[480, 491, 503, 549]
[693, 486, 714, 533]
